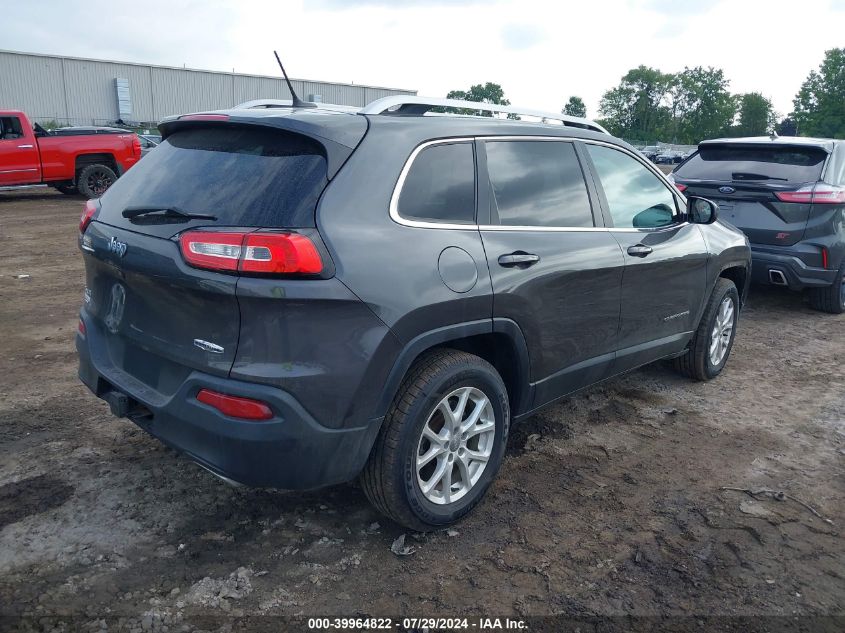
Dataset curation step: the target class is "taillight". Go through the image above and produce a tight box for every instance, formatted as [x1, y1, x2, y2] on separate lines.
[776, 186, 845, 204]
[775, 190, 814, 203]
[180, 231, 242, 272]
[810, 188, 845, 204]
[196, 389, 273, 420]
[179, 231, 323, 275]
[674, 183, 687, 193]
[132, 135, 141, 157]
[821, 247, 829, 269]
[77, 318, 86, 336]
[80, 199, 98, 233]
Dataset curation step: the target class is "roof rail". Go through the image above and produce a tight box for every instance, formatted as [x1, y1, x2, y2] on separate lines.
[234, 98, 359, 112]
[360, 96, 609, 135]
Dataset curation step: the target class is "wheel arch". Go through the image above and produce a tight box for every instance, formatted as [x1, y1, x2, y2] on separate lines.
[373, 318, 533, 422]
[718, 262, 749, 306]
[74, 153, 118, 176]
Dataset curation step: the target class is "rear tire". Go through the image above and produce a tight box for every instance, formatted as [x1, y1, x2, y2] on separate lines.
[77, 164, 117, 199]
[808, 260, 845, 314]
[361, 349, 509, 531]
[673, 278, 739, 381]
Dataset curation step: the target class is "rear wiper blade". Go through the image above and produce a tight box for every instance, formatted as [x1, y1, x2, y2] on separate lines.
[122, 206, 217, 221]
[731, 172, 788, 182]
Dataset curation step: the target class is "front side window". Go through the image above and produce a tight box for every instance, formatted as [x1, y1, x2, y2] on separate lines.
[586, 144, 679, 229]
[398, 142, 476, 224]
[485, 140, 593, 228]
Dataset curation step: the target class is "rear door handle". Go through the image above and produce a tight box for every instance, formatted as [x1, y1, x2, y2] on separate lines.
[17, 144, 34, 149]
[498, 252, 540, 268]
[627, 244, 653, 258]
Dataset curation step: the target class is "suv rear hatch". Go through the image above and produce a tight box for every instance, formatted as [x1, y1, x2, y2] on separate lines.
[80, 118, 361, 393]
[673, 142, 830, 245]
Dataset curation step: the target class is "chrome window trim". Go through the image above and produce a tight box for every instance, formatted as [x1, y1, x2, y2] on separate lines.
[389, 137, 478, 230]
[389, 135, 689, 233]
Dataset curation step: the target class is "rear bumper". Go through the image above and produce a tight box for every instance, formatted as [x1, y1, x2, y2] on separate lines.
[750, 246, 837, 290]
[76, 317, 381, 489]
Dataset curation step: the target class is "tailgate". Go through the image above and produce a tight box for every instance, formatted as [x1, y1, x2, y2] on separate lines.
[680, 182, 811, 246]
[79, 122, 338, 393]
[82, 222, 240, 392]
[674, 143, 828, 246]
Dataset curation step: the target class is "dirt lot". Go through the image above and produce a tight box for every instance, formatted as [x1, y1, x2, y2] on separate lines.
[1, 189, 843, 631]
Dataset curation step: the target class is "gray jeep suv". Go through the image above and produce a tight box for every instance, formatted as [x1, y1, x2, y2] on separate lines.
[76, 96, 750, 530]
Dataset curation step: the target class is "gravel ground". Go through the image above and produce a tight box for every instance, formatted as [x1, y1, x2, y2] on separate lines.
[0, 189, 843, 632]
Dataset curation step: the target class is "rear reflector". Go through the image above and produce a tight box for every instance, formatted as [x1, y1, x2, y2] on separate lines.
[80, 199, 99, 233]
[179, 231, 323, 275]
[196, 389, 273, 420]
[822, 247, 829, 269]
[776, 186, 845, 204]
[77, 319, 86, 336]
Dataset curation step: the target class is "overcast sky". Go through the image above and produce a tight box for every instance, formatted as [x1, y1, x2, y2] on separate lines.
[5, 0, 845, 119]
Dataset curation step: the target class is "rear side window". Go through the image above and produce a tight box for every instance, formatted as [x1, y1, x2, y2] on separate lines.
[675, 144, 827, 183]
[398, 143, 476, 224]
[485, 140, 593, 227]
[99, 126, 328, 228]
[586, 144, 678, 229]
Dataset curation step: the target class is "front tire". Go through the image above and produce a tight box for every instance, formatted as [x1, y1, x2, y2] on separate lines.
[77, 164, 117, 199]
[53, 183, 78, 195]
[674, 278, 739, 381]
[808, 260, 845, 314]
[361, 349, 509, 531]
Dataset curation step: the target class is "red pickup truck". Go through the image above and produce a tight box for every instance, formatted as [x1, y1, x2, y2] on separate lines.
[0, 110, 141, 198]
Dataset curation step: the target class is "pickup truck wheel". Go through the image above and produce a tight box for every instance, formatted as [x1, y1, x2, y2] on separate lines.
[361, 349, 509, 531]
[673, 278, 739, 381]
[807, 260, 845, 314]
[53, 183, 78, 195]
[77, 164, 117, 199]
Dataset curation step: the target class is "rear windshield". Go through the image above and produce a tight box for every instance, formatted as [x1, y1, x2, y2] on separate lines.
[675, 144, 827, 183]
[99, 126, 328, 228]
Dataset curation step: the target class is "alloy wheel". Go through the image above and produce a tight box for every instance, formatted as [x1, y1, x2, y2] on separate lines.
[415, 386, 496, 505]
[87, 169, 114, 196]
[709, 296, 735, 366]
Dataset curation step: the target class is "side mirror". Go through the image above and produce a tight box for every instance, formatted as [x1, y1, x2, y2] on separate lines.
[632, 204, 675, 228]
[688, 196, 719, 224]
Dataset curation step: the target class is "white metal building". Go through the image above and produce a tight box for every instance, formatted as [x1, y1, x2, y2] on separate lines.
[0, 49, 417, 127]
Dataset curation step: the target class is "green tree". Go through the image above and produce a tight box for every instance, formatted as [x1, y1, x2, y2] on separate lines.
[672, 66, 737, 143]
[792, 48, 845, 138]
[562, 96, 587, 118]
[444, 82, 512, 117]
[777, 117, 798, 136]
[733, 92, 776, 137]
[598, 65, 673, 140]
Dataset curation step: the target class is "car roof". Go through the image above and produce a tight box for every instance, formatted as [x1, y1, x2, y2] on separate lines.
[161, 105, 620, 150]
[699, 136, 839, 152]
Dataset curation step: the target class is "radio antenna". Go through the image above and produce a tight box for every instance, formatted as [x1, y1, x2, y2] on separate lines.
[274, 51, 316, 108]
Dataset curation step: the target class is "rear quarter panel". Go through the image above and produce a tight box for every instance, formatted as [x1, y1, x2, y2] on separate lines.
[315, 122, 495, 422]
